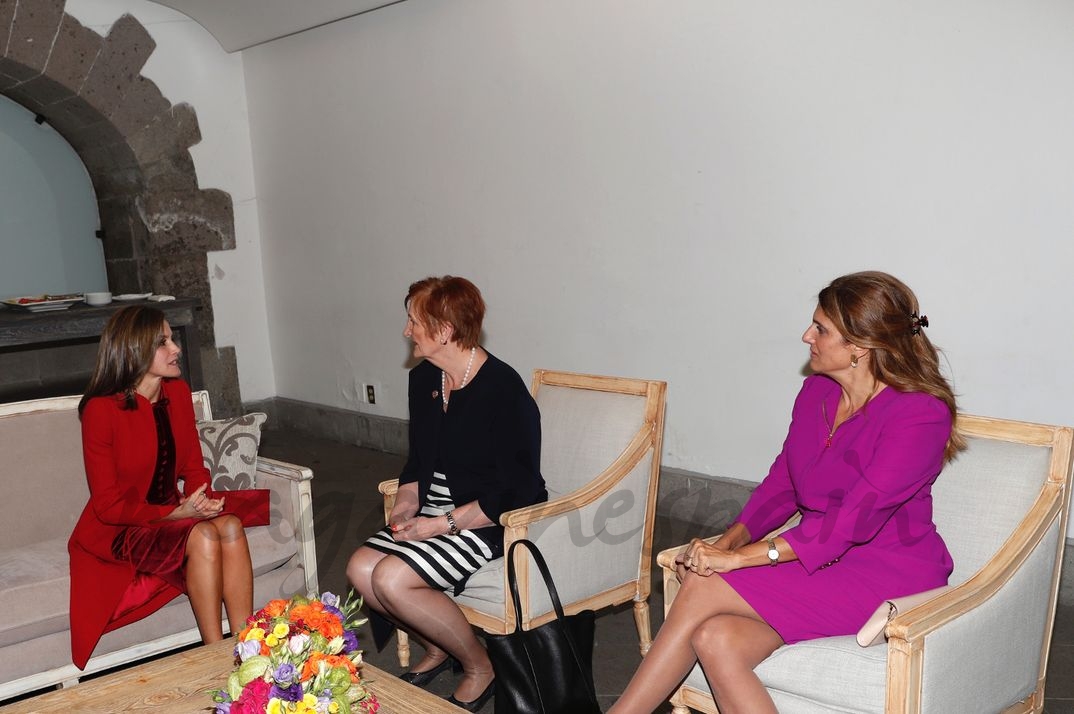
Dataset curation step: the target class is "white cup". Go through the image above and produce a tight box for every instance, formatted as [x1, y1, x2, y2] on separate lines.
[84, 292, 112, 306]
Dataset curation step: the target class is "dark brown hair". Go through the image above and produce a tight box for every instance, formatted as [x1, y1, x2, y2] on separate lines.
[79, 305, 167, 415]
[818, 271, 965, 460]
[405, 276, 485, 350]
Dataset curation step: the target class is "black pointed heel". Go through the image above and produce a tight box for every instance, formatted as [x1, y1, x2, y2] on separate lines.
[398, 656, 458, 687]
[446, 679, 495, 712]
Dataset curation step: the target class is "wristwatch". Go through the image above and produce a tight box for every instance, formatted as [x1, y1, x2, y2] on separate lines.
[446, 511, 460, 536]
[766, 538, 779, 567]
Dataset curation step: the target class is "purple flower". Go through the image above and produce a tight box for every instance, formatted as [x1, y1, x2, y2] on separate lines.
[341, 629, 360, 653]
[273, 663, 297, 687]
[320, 592, 340, 609]
[269, 682, 304, 702]
[214, 704, 231, 714]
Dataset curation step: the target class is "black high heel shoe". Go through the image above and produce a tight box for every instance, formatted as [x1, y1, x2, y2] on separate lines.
[398, 656, 462, 687]
[446, 678, 495, 712]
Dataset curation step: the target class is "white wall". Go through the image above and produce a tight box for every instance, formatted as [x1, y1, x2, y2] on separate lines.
[65, 0, 276, 400]
[0, 95, 105, 297]
[243, 0, 1074, 515]
[56, 1, 1074, 531]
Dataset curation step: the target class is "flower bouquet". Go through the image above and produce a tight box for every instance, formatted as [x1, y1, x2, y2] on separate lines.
[211, 590, 379, 714]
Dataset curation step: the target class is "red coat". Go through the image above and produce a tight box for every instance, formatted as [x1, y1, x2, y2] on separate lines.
[68, 378, 269, 669]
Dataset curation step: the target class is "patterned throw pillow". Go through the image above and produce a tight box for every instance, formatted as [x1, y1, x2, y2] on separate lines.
[197, 413, 268, 491]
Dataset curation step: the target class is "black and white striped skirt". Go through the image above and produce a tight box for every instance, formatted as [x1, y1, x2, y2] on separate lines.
[364, 472, 495, 592]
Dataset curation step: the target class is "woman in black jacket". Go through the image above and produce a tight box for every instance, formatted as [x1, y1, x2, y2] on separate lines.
[347, 276, 546, 711]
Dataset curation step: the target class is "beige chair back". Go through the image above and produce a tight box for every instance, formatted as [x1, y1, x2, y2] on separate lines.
[932, 434, 1053, 585]
[519, 371, 665, 616]
[536, 384, 652, 499]
[0, 396, 86, 549]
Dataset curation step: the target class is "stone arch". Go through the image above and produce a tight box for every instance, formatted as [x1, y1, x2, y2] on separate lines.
[0, 2, 240, 412]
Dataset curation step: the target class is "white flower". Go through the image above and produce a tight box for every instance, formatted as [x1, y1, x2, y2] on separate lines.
[236, 639, 262, 662]
[288, 633, 311, 655]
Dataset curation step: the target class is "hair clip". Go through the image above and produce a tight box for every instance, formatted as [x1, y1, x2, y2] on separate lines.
[910, 312, 929, 335]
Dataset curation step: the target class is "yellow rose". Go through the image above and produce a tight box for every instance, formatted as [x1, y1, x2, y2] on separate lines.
[246, 627, 266, 642]
[265, 634, 280, 648]
[273, 622, 291, 639]
[294, 698, 318, 714]
[267, 698, 284, 714]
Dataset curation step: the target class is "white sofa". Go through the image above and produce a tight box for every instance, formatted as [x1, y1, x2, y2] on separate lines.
[0, 391, 318, 701]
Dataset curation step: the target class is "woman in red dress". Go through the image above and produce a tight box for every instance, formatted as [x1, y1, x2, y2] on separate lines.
[68, 306, 268, 670]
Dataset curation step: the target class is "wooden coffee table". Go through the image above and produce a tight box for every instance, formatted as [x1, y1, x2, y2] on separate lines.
[0, 639, 464, 713]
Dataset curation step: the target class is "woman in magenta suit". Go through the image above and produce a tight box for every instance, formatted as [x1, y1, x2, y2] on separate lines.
[610, 271, 965, 714]
[68, 306, 268, 670]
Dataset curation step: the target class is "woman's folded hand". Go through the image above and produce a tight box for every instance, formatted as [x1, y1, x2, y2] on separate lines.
[168, 484, 225, 520]
[389, 515, 444, 541]
[676, 538, 740, 579]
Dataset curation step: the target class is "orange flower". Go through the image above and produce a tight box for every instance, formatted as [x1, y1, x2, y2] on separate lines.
[300, 651, 358, 682]
[290, 603, 343, 639]
[263, 599, 289, 618]
[288, 602, 323, 621]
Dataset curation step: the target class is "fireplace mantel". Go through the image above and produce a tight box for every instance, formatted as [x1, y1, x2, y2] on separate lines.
[0, 298, 204, 393]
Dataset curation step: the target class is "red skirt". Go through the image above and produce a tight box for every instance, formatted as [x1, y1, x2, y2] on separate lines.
[112, 518, 198, 593]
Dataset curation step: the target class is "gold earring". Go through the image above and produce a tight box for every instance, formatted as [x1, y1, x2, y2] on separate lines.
[851, 354, 859, 368]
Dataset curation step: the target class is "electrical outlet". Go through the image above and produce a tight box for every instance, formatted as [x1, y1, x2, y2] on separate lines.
[365, 384, 376, 404]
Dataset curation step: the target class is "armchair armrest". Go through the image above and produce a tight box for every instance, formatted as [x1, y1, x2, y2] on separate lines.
[658, 536, 723, 622]
[881, 492, 1066, 712]
[257, 456, 318, 596]
[655, 536, 721, 571]
[375, 428, 655, 536]
[655, 513, 801, 571]
[379, 478, 399, 524]
[500, 424, 655, 532]
[258, 456, 313, 482]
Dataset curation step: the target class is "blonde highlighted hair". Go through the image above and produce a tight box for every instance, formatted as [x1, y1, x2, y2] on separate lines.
[818, 271, 965, 461]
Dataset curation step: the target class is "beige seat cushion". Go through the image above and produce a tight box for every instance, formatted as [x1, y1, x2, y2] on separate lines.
[0, 525, 295, 650]
[0, 538, 70, 649]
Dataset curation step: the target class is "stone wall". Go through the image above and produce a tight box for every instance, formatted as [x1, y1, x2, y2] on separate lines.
[0, 1, 241, 414]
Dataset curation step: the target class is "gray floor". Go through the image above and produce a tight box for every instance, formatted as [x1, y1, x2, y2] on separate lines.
[259, 430, 1074, 714]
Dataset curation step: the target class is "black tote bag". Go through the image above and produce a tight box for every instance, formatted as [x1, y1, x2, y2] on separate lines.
[485, 539, 602, 714]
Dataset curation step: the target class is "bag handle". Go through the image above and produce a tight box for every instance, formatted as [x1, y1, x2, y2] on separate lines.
[503, 539, 600, 707]
[505, 539, 568, 627]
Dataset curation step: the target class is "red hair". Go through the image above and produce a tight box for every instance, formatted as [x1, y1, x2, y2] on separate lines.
[405, 276, 485, 349]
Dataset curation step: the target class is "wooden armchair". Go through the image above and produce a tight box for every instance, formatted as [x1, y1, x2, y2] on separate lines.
[658, 415, 1073, 713]
[380, 369, 666, 666]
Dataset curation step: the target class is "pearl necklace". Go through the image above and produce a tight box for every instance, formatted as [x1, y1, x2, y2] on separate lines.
[442, 347, 476, 407]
